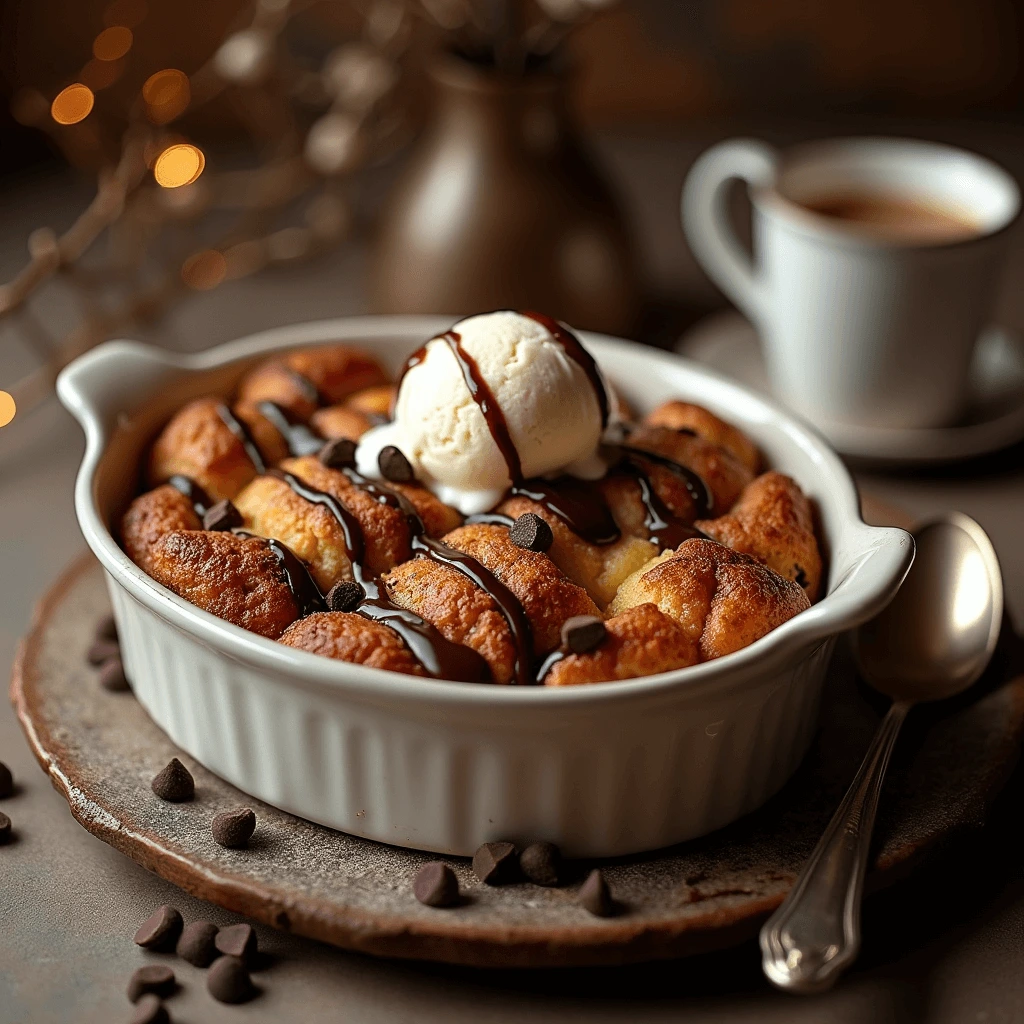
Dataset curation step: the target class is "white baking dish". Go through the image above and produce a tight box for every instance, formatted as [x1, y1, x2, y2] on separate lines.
[57, 316, 913, 858]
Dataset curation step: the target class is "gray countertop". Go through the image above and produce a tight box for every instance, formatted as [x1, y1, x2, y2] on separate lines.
[3, 126, 1024, 1023]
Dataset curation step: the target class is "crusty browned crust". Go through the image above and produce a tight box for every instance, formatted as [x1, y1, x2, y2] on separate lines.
[544, 603, 700, 686]
[496, 494, 656, 610]
[345, 384, 396, 418]
[440, 524, 601, 655]
[279, 612, 424, 675]
[234, 456, 414, 591]
[147, 530, 299, 639]
[120, 485, 201, 575]
[383, 558, 515, 683]
[309, 405, 373, 442]
[644, 401, 761, 474]
[625, 424, 753, 518]
[147, 397, 262, 501]
[236, 346, 388, 420]
[609, 538, 810, 661]
[696, 471, 822, 601]
[232, 399, 291, 465]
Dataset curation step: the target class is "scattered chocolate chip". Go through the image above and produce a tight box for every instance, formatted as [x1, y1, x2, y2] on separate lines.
[561, 615, 607, 655]
[133, 905, 183, 950]
[519, 842, 562, 887]
[212, 807, 256, 849]
[378, 445, 414, 483]
[509, 513, 553, 553]
[96, 614, 118, 642]
[130, 994, 169, 1024]
[326, 580, 365, 612]
[207, 956, 256, 1004]
[87, 638, 120, 666]
[413, 862, 460, 907]
[0, 810, 11, 844]
[215, 923, 257, 964]
[203, 499, 243, 532]
[177, 920, 220, 967]
[318, 437, 358, 469]
[0, 761, 12, 799]
[472, 841, 518, 886]
[127, 964, 175, 1002]
[578, 868, 615, 917]
[98, 656, 130, 692]
[150, 758, 194, 803]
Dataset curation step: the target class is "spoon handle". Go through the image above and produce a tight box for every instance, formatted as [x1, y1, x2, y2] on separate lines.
[759, 699, 913, 993]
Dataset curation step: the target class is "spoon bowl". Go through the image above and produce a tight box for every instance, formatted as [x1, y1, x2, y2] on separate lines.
[853, 512, 1003, 703]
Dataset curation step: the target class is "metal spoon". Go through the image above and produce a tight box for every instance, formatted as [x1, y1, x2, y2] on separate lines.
[760, 511, 1003, 993]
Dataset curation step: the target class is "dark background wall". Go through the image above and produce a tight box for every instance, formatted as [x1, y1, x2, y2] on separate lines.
[1, 0, 1022, 181]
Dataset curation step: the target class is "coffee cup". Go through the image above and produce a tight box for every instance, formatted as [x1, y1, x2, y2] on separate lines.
[682, 137, 1020, 430]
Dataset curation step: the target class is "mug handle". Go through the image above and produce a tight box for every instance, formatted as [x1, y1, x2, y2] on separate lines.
[681, 139, 780, 324]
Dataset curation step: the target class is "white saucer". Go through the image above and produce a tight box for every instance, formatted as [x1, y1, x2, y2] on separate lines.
[677, 311, 1024, 464]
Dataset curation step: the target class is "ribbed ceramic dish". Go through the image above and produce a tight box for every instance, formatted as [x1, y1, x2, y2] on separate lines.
[57, 316, 914, 858]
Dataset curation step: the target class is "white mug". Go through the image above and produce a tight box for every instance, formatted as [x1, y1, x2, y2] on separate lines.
[682, 137, 1021, 430]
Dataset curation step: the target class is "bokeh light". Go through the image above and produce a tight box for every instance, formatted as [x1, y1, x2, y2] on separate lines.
[51, 84, 95, 125]
[142, 69, 190, 124]
[181, 250, 226, 290]
[93, 26, 133, 61]
[153, 143, 205, 188]
[0, 391, 16, 429]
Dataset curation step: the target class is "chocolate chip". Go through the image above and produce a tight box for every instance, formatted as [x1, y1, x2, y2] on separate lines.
[98, 656, 130, 692]
[561, 615, 607, 655]
[578, 868, 615, 917]
[150, 758, 194, 803]
[176, 920, 220, 967]
[378, 445, 414, 483]
[472, 841, 518, 886]
[96, 614, 118, 642]
[510, 513, 553, 553]
[203, 499, 242, 532]
[130, 995, 169, 1024]
[207, 956, 256, 1004]
[318, 437, 357, 469]
[127, 964, 175, 1002]
[413, 862, 460, 907]
[87, 638, 120, 666]
[326, 580, 365, 612]
[0, 761, 12, 799]
[212, 807, 256, 848]
[0, 810, 11, 844]
[519, 842, 562, 887]
[134, 905, 183, 950]
[215, 923, 257, 964]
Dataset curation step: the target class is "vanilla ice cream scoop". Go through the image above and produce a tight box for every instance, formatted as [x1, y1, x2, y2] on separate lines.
[356, 311, 611, 514]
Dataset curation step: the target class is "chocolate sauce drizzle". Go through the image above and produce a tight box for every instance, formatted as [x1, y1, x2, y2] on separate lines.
[284, 367, 324, 408]
[340, 467, 534, 686]
[168, 475, 212, 518]
[509, 477, 620, 545]
[217, 404, 266, 474]
[267, 469, 492, 684]
[257, 401, 325, 458]
[522, 310, 610, 428]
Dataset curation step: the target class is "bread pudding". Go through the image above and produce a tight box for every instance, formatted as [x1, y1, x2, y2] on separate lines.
[120, 310, 822, 686]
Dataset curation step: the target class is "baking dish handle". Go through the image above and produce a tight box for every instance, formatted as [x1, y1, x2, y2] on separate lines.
[783, 525, 916, 651]
[57, 340, 180, 441]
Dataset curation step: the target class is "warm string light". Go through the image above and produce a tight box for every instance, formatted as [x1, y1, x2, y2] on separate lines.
[0, 391, 16, 428]
[92, 25, 133, 61]
[50, 84, 95, 125]
[153, 143, 205, 188]
[181, 250, 227, 290]
[142, 68, 190, 124]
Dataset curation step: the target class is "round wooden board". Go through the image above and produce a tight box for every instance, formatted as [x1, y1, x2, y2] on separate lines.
[11, 554, 1024, 968]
